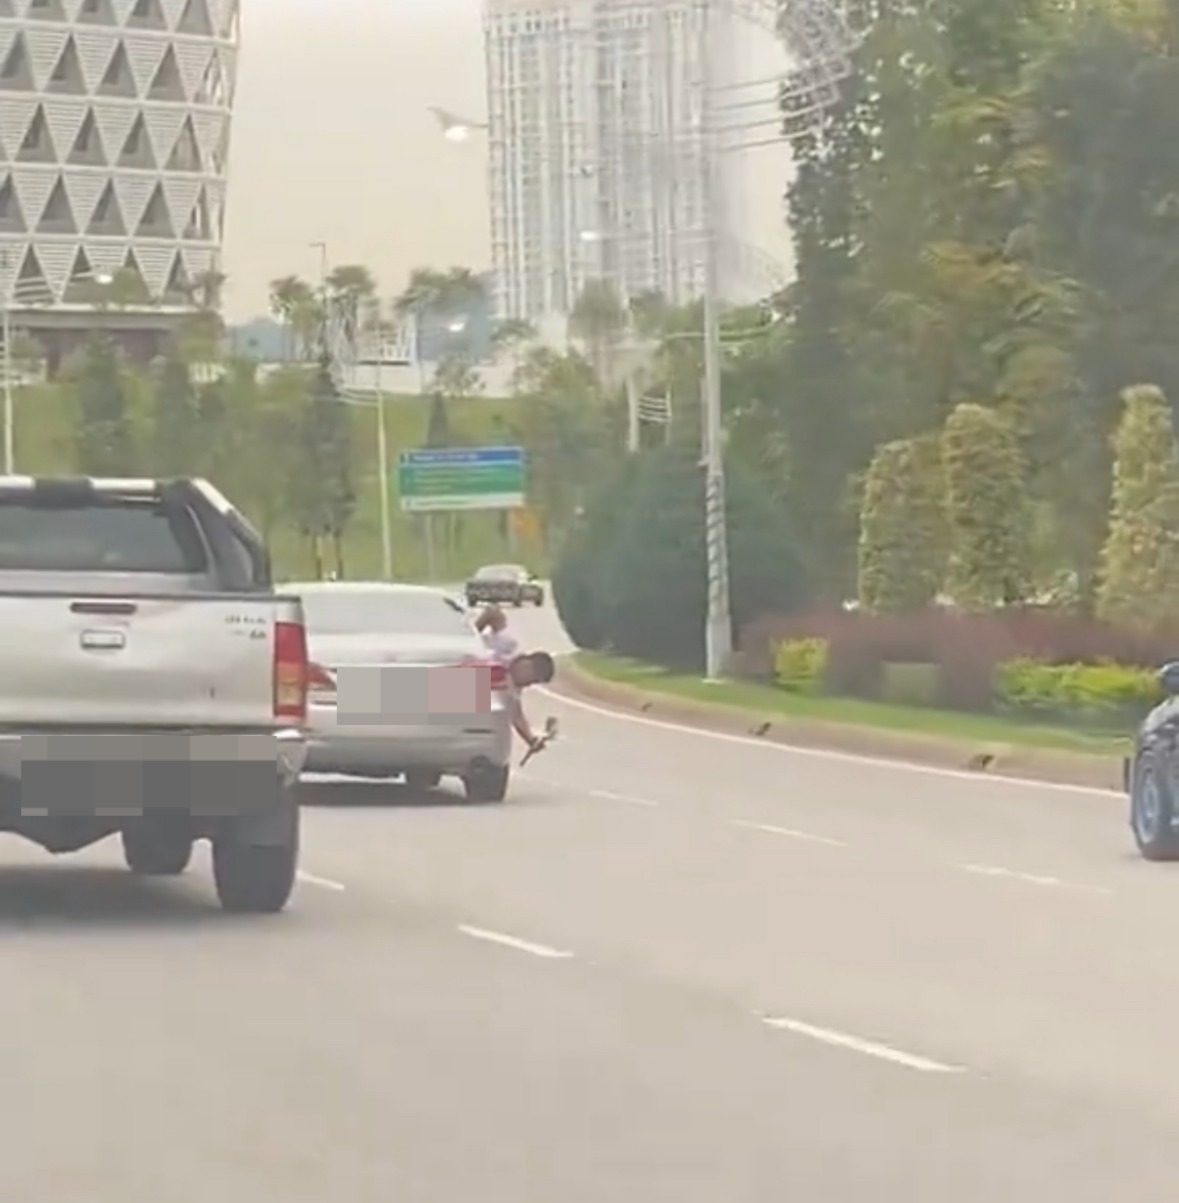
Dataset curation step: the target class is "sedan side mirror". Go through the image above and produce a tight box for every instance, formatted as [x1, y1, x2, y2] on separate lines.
[1158, 662, 1179, 697]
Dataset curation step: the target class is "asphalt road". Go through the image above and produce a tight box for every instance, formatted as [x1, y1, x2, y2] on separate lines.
[4, 600, 1179, 1199]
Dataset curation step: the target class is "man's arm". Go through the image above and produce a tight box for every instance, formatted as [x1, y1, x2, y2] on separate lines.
[504, 689, 536, 746]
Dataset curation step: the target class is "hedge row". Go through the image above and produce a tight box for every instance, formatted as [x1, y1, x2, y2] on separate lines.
[770, 636, 1161, 725]
[740, 607, 1177, 712]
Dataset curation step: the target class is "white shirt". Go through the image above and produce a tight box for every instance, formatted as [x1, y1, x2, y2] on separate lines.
[481, 628, 519, 666]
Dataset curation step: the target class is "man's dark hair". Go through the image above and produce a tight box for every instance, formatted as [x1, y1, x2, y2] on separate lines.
[528, 651, 556, 683]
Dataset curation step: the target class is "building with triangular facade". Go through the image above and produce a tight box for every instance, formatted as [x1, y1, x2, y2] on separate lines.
[0, 0, 236, 327]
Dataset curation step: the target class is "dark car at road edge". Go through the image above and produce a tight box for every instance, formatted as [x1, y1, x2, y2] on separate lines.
[465, 564, 544, 608]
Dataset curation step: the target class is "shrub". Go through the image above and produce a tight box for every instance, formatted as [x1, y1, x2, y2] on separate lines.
[994, 657, 1160, 725]
[941, 403, 1031, 608]
[1097, 384, 1179, 632]
[879, 662, 940, 707]
[554, 443, 810, 671]
[773, 638, 828, 694]
[857, 435, 946, 613]
[739, 606, 1179, 711]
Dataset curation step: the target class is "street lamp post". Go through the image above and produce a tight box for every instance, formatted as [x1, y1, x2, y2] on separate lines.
[698, 0, 732, 681]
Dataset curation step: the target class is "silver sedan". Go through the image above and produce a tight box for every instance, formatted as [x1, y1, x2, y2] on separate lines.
[290, 581, 514, 802]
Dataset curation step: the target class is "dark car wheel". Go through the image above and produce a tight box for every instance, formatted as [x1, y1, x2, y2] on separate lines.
[1131, 752, 1179, 861]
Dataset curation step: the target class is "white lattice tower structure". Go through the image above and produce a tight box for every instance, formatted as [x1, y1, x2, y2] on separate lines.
[0, 0, 237, 311]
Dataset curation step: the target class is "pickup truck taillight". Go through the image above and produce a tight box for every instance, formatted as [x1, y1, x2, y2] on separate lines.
[273, 620, 309, 722]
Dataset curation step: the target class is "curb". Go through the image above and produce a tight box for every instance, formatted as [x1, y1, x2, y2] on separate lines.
[551, 657, 1128, 794]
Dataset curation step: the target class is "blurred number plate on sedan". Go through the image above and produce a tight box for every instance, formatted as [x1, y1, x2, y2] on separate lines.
[336, 665, 491, 722]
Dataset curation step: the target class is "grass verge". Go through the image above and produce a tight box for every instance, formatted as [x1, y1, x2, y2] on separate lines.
[572, 652, 1131, 758]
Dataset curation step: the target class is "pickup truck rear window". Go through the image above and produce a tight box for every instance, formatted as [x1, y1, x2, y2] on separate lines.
[0, 498, 208, 573]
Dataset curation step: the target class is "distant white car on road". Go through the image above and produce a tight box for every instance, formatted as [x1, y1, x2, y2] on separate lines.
[291, 581, 515, 802]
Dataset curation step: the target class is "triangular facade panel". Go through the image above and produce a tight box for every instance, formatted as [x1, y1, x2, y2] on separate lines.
[117, 111, 154, 167]
[24, 27, 70, 91]
[181, 188, 207, 239]
[189, 109, 220, 161]
[45, 36, 87, 94]
[133, 243, 173, 294]
[24, 0, 67, 18]
[86, 179, 125, 235]
[113, 172, 153, 228]
[160, 0, 186, 29]
[125, 0, 166, 27]
[135, 180, 171, 236]
[180, 244, 212, 280]
[11, 168, 57, 227]
[66, 107, 105, 164]
[0, 29, 18, 74]
[34, 241, 77, 293]
[91, 101, 136, 159]
[15, 246, 49, 297]
[62, 170, 107, 227]
[15, 106, 56, 161]
[0, 33, 36, 91]
[37, 175, 76, 232]
[147, 43, 184, 100]
[161, 175, 199, 231]
[172, 39, 211, 101]
[143, 104, 184, 164]
[0, 98, 39, 160]
[96, 38, 134, 96]
[165, 113, 200, 170]
[70, 0, 118, 23]
[72, 29, 119, 89]
[0, 176, 27, 233]
[41, 99, 87, 157]
[163, 248, 188, 296]
[111, 0, 140, 22]
[177, 0, 211, 35]
[79, 241, 125, 278]
[120, 246, 148, 295]
[122, 35, 167, 95]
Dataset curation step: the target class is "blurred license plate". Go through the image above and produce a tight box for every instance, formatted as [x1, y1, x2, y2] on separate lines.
[336, 665, 491, 720]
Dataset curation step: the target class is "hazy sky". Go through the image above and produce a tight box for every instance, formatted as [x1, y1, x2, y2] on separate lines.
[221, 0, 489, 320]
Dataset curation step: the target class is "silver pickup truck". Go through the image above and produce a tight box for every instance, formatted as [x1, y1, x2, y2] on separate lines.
[0, 475, 308, 913]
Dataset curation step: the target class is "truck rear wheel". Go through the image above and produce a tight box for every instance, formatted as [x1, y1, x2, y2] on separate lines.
[122, 820, 193, 876]
[212, 786, 300, 914]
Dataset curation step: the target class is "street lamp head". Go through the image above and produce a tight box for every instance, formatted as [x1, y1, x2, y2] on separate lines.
[446, 317, 467, 333]
[430, 106, 486, 142]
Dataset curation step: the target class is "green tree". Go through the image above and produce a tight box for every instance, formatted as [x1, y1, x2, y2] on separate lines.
[69, 336, 137, 475]
[287, 357, 356, 577]
[857, 435, 947, 612]
[941, 402, 1030, 608]
[1096, 384, 1179, 630]
[553, 442, 810, 670]
[150, 349, 202, 475]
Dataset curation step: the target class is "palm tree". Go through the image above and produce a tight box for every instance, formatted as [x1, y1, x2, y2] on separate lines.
[269, 275, 316, 361]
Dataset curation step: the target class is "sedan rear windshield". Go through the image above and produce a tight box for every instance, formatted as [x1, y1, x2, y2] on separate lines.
[298, 590, 473, 637]
[0, 498, 208, 573]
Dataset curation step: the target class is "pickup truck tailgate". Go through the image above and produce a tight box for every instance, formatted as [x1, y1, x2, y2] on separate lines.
[0, 594, 285, 728]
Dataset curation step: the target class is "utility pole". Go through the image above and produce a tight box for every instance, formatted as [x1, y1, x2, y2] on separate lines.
[2, 249, 12, 476]
[699, 0, 732, 680]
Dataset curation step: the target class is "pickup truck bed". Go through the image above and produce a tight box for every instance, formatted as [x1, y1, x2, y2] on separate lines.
[0, 476, 310, 913]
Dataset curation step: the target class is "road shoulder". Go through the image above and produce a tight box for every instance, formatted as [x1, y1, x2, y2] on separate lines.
[551, 655, 1126, 793]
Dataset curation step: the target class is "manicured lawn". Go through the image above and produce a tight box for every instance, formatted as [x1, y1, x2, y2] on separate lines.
[573, 652, 1130, 756]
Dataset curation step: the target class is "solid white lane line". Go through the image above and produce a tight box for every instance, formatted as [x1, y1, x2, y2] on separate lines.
[732, 818, 846, 847]
[297, 870, 346, 892]
[590, 788, 660, 807]
[458, 925, 574, 959]
[539, 687, 1120, 799]
[960, 863, 1112, 895]
[763, 1016, 964, 1074]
